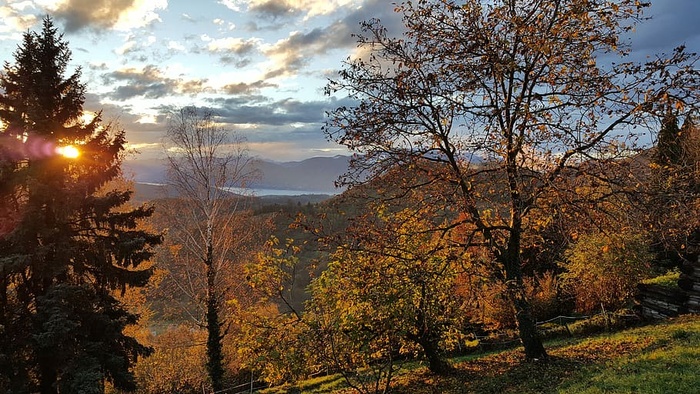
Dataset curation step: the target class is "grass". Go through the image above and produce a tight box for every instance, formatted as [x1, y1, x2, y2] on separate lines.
[641, 269, 682, 288]
[556, 325, 700, 394]
[263, 314, 700, 393]
[263, 374, 348, 393]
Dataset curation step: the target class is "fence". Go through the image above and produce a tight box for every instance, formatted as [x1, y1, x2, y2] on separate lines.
[204, 372, 267, 394]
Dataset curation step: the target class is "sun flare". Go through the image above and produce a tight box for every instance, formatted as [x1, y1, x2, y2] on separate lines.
[57, 145, 80, 159]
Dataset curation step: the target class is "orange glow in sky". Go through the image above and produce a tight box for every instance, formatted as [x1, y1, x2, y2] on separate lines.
[56, 145, 79, 159]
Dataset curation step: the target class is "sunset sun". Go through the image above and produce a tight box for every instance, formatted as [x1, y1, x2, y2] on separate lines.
[57, 145, 80, 159]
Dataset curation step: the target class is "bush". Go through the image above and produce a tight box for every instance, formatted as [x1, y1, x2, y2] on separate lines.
[132, 325, 209, 394]
[560, 231, 653, 313]
[525, 271, 565, 321]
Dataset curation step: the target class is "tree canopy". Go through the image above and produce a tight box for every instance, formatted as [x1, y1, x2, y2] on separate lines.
[325, 0, 700, 360]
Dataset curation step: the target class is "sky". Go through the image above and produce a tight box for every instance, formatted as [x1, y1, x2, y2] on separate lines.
[1, 0, 700, 163]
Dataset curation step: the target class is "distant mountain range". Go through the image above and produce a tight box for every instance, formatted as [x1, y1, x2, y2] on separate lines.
[250, 156, 350, 193]
[123, 155, 351, 196]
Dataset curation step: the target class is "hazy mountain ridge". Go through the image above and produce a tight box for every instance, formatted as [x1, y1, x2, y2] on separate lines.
[124, 156, 350, 199]
[250, 156, 349, 193]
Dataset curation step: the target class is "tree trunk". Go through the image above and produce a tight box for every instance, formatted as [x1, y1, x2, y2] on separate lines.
[502, 229, 547, 361]
[411, 283, 451, 375]
[420, 337, 451, 375]
[510, 286, 547, 360]
[205, 244, 224, 392]
[38, 357, 58, 394]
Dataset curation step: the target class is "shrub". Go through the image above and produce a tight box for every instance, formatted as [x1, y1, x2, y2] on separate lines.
[524, 271, 564, 321]
[132, 325, 209, 394]
[560, 231, 653, 313]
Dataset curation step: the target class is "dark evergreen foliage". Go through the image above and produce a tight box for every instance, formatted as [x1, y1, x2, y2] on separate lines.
[656, 110, 683, 166]
[0, 16, 161, 393]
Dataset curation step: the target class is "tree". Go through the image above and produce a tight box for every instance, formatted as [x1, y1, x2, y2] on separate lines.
[0, 16, 161, 392]
[325, 0, 700, 360]
[656, 109, 683, 166]
[163, 106, 257, 391]
[646, 110, 700, 262]
[307, 204, 464, 379]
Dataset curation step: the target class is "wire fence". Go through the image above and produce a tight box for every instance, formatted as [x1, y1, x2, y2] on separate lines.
[203, 372, 267, 394]
[464, 310, 641, 350]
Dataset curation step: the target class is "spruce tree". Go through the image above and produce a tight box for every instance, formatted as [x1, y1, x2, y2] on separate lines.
[647, 108, 700, 268]
[0, 16, 161, 393]
[656, 109, 683, 166]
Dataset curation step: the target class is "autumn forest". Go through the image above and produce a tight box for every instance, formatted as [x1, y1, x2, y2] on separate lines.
[2, 1, 700, 393]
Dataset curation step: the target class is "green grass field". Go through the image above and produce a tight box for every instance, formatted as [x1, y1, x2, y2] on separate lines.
[262, 314, 700, 393]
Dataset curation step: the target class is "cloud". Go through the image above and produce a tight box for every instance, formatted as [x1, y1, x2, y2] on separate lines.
[88, 62, 109, 71]
[199, 34, 261, 66]
[204, 35, 260, 55]
[222, 80, 277, 95]
[225, 0, 360, 20]
[167, 40, 186, 52]
[248, 1, 297, 19]
[259, 0, 402, 79]
[213, 18, 236, 31]
[115, 40, 137, 55]
[45, 0, 167, 32]
[112, 33, 159, 57]
[218, 0, 243, 12]
[0, 3, 37, 40]
[102, 65, 209, 100]
[206, 97, 338, 127]
[262, 21, 353, 78]
[82, 93, 171, 141]
[174, 1, 398, 83]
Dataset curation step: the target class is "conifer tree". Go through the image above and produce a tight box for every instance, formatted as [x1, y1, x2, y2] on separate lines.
[0, 16, 161, 393]
[656, 109, 683, 166]
[648, 109, 700, 263]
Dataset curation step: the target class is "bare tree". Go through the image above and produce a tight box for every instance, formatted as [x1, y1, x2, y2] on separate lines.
[163, 106, 257, 391]
[325, 0, 700, 360]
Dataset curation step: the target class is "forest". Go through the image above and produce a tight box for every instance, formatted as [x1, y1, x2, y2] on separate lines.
[1, 1, 700, 393]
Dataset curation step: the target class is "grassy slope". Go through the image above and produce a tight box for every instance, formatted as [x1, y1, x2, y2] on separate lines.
[266, 314, 700, 393]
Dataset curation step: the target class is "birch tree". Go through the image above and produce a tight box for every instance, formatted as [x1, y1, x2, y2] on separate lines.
[163, 106, 256, 391]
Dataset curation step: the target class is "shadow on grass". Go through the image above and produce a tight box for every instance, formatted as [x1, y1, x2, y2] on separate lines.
[391, 315, 700, 394]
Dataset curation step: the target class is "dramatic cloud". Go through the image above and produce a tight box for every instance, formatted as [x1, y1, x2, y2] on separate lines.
[220, 0, 360, 20]
[102, 65, 209, 100]
[263, 21, 354, 78]
[222, 80, 277, 95]
[0, 2, 37, 40]
[2, 0, 697, 165]
[207, 97, 330, 126]
[259, 0, 401, 79]
[45, 0, 167, 32]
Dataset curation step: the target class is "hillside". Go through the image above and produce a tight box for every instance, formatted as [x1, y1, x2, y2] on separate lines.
[251, 156, 350, 193]
[263, 314, 700, 393]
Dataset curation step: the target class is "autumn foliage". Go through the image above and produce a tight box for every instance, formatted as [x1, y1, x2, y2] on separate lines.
[4, 2, 700, 393]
